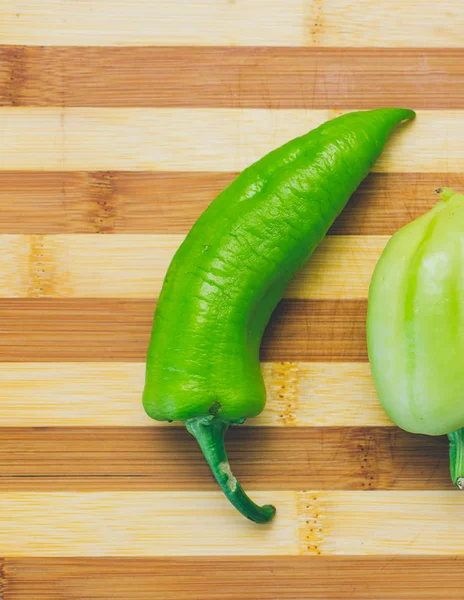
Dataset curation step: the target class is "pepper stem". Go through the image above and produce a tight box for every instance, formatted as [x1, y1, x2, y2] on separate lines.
[185, 415, 276, 523]
[447, 428, 464, 490]
[436, 187, 456, 201]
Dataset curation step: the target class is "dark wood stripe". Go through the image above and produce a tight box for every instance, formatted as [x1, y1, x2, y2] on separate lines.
[0, 171, 459, 235]
[0, 171, 224, 234]
[0, 427, 449, 491]
[2, 46, 464, 108]
[334, 172, 463, 235]
[0, 298, 367, 362]
[5, 556, 464, 599]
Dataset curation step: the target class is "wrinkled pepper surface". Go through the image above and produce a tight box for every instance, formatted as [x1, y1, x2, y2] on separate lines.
[144, 108, 415, 522]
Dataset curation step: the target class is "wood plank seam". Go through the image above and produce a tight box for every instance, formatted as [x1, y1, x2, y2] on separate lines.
[298, 493, 324, 555]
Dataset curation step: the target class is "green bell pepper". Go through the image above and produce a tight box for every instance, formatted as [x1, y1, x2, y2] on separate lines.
[368, 188, 464, 489]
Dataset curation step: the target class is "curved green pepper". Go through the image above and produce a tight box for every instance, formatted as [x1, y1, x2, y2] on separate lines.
[144, 108, 415, 522]
[368, 188, 464, 489]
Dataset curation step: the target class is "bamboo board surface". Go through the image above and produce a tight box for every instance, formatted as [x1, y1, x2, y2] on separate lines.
[1, 1, 464, 598]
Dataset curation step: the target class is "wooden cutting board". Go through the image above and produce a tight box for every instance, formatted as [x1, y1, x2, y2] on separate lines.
[1, 1, 464, 598]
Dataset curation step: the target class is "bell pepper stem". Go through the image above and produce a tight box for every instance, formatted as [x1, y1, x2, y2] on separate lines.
[447, 428, 464, 489]
[185, 415, 276, 523]
[436, 187, 456, 202]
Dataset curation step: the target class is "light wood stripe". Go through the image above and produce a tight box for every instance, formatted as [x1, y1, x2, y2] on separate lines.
[0, 108, 448, 172]
[3, 47, 464, 109]
[1, 1, 462, 46]
[4, 556, 464, 600]
[1, 491, 463, 556]
[0, 234, 386, 299]
[0, 298, 368, 362]
[1, 0, 460, 583]
[0, 362, 391, 427]
[0, 427, 448, 491]
[0, 171, 459, 235]
[297, 491, 464, 555]
[0, 491, 298, 556]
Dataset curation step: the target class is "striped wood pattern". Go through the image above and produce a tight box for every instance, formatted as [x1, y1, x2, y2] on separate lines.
[0, 362, 392, 427]
[0, 171, 459, 235]
[1, 1, 463, 597]
[0, 234, 386, 299]
[2, 47, 464, 109]
[3, 557, 464, 600]
[0, 107, 459, 172]
[1, 1, 463, 47]
[0, 298, 369, 362]
[0, 427, 449, 491]
[0, 491, 462, 556]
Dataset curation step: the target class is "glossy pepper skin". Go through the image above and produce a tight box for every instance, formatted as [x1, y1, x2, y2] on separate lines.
[144, 108, 415, 522]
[368, 188, 464, 490]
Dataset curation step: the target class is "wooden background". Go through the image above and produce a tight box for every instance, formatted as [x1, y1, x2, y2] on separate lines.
[1, 1, 464, 598]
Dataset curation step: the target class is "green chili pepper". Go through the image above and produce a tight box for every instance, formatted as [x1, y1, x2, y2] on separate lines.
[368, 187, 464, 490]
[144, 108, 415, 522]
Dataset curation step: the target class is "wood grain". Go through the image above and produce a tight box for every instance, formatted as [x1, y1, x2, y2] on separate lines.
[0, 171, 222, 234]
[3, 47, 464, 108]
[0, 427, 449, 491]
[1, 490, 463, 556]
[4, 556, 464, 600]
[0, 298, 368, 362]
[0, 171, 458, 235]
[0, 362, 391, 427]
[2, 0, 464, 593]
[1, 1, 462, 46]
[0, 107, 448, 172]
[0, 234, 386, 299]
[0, 491, 298, 556]
[297, 491, 464, 555]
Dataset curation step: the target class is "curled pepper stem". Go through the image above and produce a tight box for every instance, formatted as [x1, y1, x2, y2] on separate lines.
[185, 415, 276, 523]
[447, 428, 464, 490]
